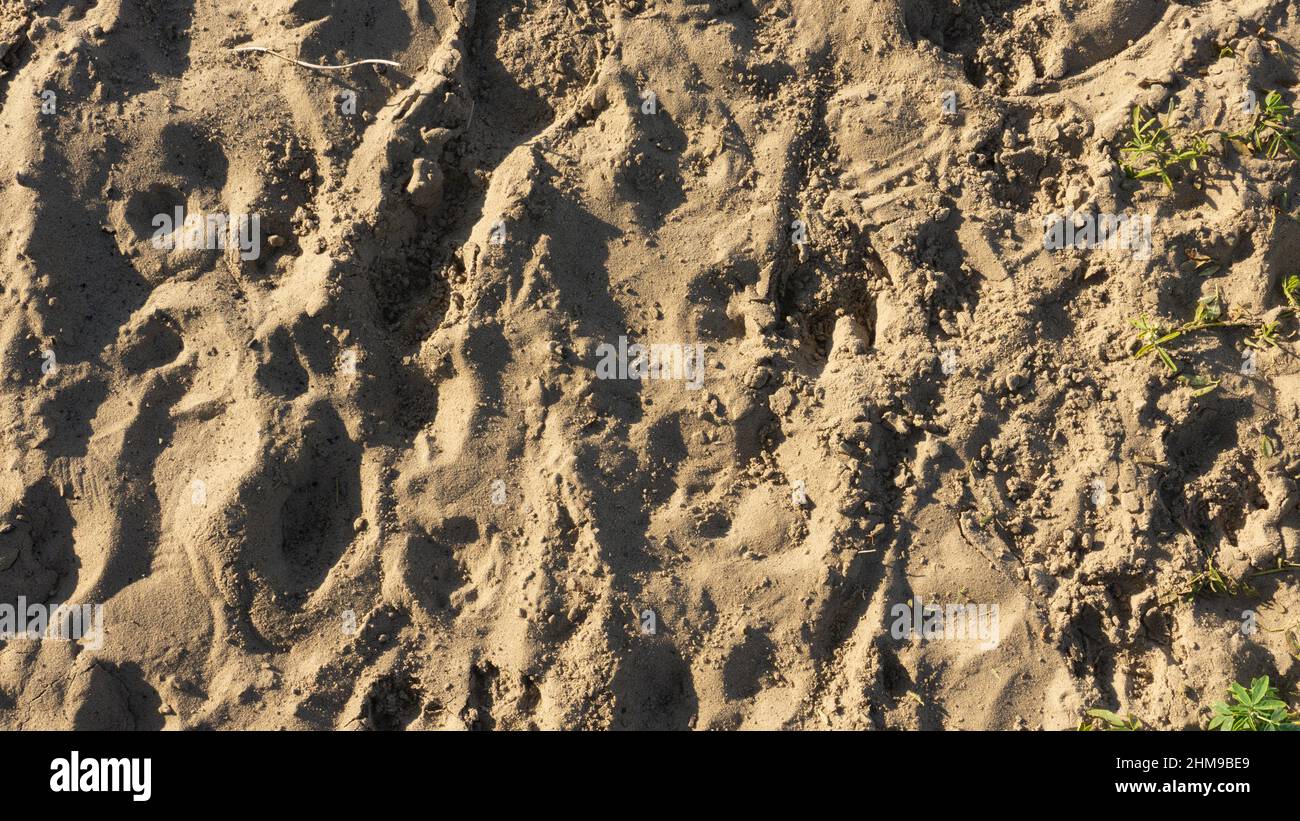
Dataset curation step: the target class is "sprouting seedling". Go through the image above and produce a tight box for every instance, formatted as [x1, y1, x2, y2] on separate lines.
[1249, 558, 1300, 580]
[1079, 709, 1143, 731]
[1259, 435, 1277, 457]
[1180, 553, 1252, 599]
[1185, 133, 1215, 171]
[1246, 319, 1283, 350]
[1182, 248, 1221, 278]
[1251, 91, 1299, 159]
[1227, 91, 1300, 159]
[1178, 373, 1220, 396]
[1284, 274, 1300, 309]
[1162, 516, 1253, 602]
[1208, 676, 1299, 731]
[1132, 290, 1229, 375]
[1120, 106, 1177, 188]
[1249, 276, 1300, 349]
[1119, 105, 1214, 189]
[1190, 289, 1224, 325]
[1245, 276, 1300, 350]
[1272, 193, 1300, 227]
[1131, 314, 1180, 374]
[1132, 289, 1268, 388]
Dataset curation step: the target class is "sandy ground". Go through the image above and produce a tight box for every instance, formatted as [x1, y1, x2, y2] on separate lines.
[1, 0, 1299, 730]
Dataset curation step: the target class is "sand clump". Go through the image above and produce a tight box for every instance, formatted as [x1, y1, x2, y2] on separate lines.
[0, 0, 1298, 729]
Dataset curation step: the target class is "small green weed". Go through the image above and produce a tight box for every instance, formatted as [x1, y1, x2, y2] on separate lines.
[1132, 290, 1236, 377]
[1181, 555, 1252, 599]
[1079, 708, 1144, 731]
[1120, 105, 1214, 189]
[1208, 676, 1300, 731]
[1131, 278, 1300, 388]
[1228, 91, 1300, 160]
[1182, 248, 1222, 278]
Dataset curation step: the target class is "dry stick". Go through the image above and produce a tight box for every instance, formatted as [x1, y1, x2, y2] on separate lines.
[231, 46, 400, 71]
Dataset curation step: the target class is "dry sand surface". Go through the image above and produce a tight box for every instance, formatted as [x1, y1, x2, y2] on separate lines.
[1, 0, 1299, 730]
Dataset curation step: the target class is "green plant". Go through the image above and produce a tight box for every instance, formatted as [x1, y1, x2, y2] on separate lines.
[1177, 373, 1220, 396]
[1182, 248, 1221, 278]
[1186, 133, 1215, 170]
[1129, 286, 1294, 387]
[1248, 276, 1300, 349]
[1245, 319, 1282, 350]
[1162, 517, 1256, 603]
[1259, 435, 1277, 457]
[1080, 708, 1144, 731]
[1285, 274, 1300, 309]
[1132, 290, 1233, 376]
[1208, 676, 1300, 731]
[1131, 314, 1179, 374]
[1247, 276, 1300, 349]
[1271, 193, 1300, 227]
[1120, 105, 1213, 189]
[1228, 91, 1300, 159]
[1249, 558, 1300, 581]
[1181, 554, 1252, 599]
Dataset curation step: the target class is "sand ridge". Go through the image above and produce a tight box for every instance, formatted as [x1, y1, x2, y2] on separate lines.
[0, 0, 1298, 730]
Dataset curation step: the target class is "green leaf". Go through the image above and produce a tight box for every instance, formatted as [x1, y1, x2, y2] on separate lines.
[1250, 677, 1270, 704]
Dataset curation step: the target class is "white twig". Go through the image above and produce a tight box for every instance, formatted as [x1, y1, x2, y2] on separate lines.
[231, 46, 400, 71]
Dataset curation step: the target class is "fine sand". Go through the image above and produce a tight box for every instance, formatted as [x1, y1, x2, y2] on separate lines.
[1, 0, 1299, 729]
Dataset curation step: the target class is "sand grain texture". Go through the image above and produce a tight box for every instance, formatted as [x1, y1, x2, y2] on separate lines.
[1, 0, 1299, 729]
